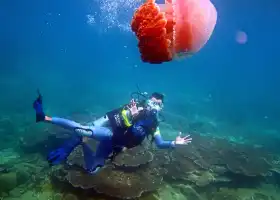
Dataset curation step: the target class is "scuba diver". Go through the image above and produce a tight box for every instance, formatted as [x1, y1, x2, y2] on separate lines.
[33, 90, 192, 174]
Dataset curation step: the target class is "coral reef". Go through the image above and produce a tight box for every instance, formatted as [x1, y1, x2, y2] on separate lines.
[4, 111, 280, 200]
[62, 142, 165, 199]
[45, 131, 280, 199]
[113, 146, 154, 168]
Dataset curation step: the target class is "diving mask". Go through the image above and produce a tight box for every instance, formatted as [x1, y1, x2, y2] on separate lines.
[147, 99, 163, 112]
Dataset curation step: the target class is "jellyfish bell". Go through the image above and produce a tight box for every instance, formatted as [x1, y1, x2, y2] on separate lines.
[131, 0, 217, 64]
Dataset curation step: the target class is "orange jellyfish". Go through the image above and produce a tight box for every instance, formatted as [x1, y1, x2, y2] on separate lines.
[131, 0, 217, 64]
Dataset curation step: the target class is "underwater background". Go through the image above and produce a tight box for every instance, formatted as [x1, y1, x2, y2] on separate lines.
[0, 0, 280, 199]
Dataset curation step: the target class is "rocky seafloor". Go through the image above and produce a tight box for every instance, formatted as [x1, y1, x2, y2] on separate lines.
[1, 114, 280, 200]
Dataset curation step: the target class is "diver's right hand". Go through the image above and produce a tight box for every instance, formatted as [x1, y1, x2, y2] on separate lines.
[127, 99, 143, 117]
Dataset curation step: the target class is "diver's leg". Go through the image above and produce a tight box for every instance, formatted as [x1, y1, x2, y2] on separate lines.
[44, 116, 114, 141]
[45, 116, 85, 130]
[92, 115, 110, 127]
[46, 123, 113, 166]
[33, 92, 113, 140]
[46, 124, 113, 166]
[46, 114, 111, 131]
[45, 116, 113, 140]
[83, 140, 113, 174]
[47, 114, 110, 130]
[76, 126, 113, 141]
[33, 91, 86, 131]
[47, 115, 113, 140]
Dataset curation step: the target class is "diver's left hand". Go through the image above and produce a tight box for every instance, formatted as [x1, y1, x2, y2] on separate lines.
[174, 132, 192, 145]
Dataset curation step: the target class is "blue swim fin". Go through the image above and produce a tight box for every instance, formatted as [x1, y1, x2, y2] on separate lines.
[82, 143, 96, 173]
[47, 135, 82, 166]
[82, 143, 106, 174]
[33, 90, 45, 122]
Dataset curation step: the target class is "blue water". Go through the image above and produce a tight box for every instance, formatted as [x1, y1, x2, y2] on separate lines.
[0, 0, 279, 142]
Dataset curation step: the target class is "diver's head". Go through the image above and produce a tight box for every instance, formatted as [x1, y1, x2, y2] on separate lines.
[133, 92, 164, 126]
[146, 92, 164, 112]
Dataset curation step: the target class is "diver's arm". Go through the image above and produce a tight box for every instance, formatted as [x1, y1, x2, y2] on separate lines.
[153, 127, 176, 149]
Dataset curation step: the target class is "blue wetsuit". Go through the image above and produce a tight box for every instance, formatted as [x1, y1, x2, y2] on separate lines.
[33, 93, 175, 174]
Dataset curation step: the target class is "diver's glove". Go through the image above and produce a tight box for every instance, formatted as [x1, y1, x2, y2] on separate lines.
[33, 90, 45, 122]
[47, 135, 82, 166]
